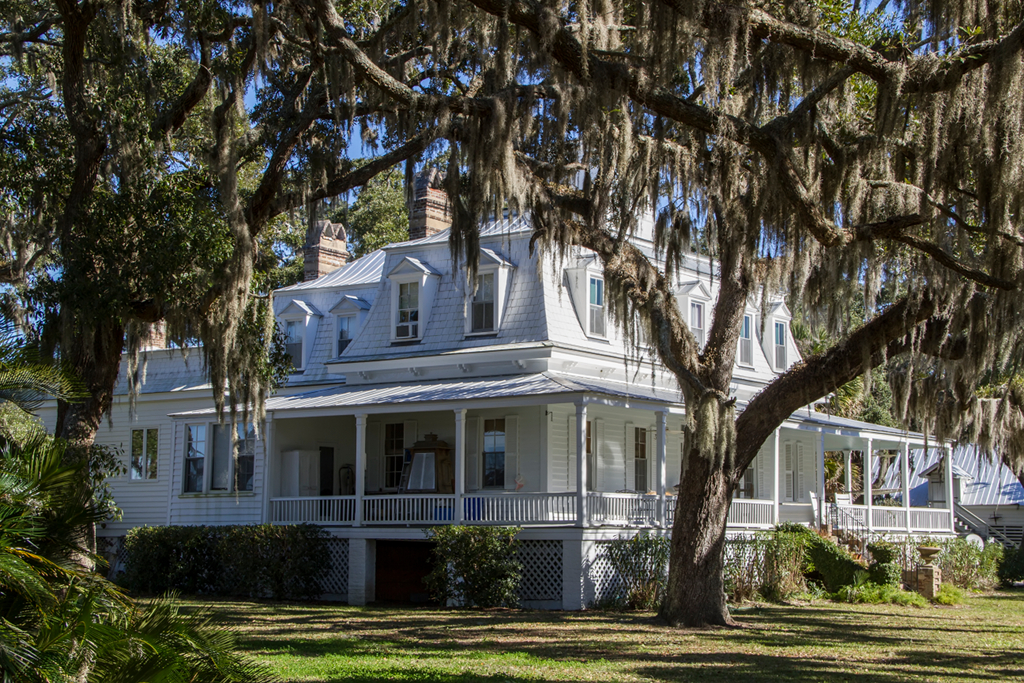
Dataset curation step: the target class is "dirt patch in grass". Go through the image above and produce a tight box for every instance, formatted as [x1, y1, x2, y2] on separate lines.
[188, 589, 1024, 682]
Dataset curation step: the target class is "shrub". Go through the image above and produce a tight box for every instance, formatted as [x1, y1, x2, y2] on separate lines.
[867, 539, 900, 565]
[425, 526, 522, 608]
[998, 545, 1024, 586]
[834, 572, 926, 606]
[868, 561, 902, 587]
[758, 530, 809, 602]
[938, 538, 1002, 591]
[121, 524, 330, 600]
[805, 534, 865, 592]
[933, 584, 967, 605]
[606, 532, 670, 610]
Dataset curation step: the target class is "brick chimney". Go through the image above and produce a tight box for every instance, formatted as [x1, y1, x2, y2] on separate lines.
[409, 168, 452, 240]
[141, 321, 166, 350]
[303, 220, 349, 282]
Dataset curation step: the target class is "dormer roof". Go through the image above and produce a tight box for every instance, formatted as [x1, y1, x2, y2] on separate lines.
[479, 247, 515, 268]
[678, 280, 712, 299]
[329, 295, 372, 314]
[388, 256, 441, 277]
[280, 300, 322, 317]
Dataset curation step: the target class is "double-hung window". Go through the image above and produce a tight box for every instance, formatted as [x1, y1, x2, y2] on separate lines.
[690, 302, 705, 349]
[634, 427, 648, 492]
[589, 277, 605, 336]
[396, 282, 419, 339]
[739, 314, 753, 365]
[130, 428, 159, 480]
[384, 423, 405, 489]
[336, 315, 353, 354]
[482, 418, 506, 488]
[471, 273, 495, 333]
[185, 423, 255, 493]
[285, 321, 303, 370]
[774, 321, 787, 369]
[184, 425, 206, 493]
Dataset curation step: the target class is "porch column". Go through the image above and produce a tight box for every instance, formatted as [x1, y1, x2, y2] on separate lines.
[576, 402, 588, 528]
[454, 409, 466, 523]
[817, 428, 826, 528]
[843, 450, 853, 495]
[901, 440, 911, 534]
[944, 443, 955, 531]
[772, 428, 781, 525]
[354, 414, 367, 527]
[261, 413, 276, 524]
[656, 410, 667, 528]
[863, 438, 874, 532]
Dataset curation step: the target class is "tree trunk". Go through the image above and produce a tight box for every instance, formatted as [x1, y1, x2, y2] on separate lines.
[659, 443, 736, 627]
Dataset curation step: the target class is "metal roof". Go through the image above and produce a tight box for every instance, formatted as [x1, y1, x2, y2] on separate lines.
[170, 371, 685, 417]
[277, 249, 387, 291]
[878, 446, 1024, 507]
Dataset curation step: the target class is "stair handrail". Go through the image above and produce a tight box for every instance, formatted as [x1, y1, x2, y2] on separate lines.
[954, 502, 1018, 549]
[830, 502, 871, 555]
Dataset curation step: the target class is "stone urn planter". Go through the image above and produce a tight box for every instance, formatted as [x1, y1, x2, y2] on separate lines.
[918, 546, 941, 564]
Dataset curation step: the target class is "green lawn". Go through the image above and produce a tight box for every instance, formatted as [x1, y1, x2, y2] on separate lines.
[202, 590, 1024, 682]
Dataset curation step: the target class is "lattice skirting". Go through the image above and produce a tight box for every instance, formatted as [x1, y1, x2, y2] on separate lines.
[583, 541, 623, 606]
[321, 537, 349, 599]
[517, 540, 562, 602]
[98, 536, 128, 580]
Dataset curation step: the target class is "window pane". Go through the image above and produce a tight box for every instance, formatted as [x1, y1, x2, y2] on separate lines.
[131, 429, 144, 480]
[146, 428, 159, 479]
[483, 418, 505, 488]
[741, 315, 751, 339]
[589, 277, 603, 305]
[211, 424, 231, 491]
[185, 425, 205, 493]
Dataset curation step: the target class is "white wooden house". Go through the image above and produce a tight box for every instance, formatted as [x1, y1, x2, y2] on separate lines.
[50, 185, 961, 608]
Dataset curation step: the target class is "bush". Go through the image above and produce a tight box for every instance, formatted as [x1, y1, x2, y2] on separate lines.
[805, 534, 866, 592]
[834, 571, 926, 606]
[723, 528, 808, 603]
[933, 584, 967, 605]
[867, 539, 900, 565]
[121, 524, 330, 600]
[998, 545, 1024, 586]
[868, 561, 902, 587]
[605, 532, 670, 610]
[937, 538, 1002, 591]
[425, 526, 522, 608]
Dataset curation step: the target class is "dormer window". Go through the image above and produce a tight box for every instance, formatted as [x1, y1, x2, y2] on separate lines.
[388, 257, 439, 343]
[471, 272, 495, 332]
[397, 282, 419, 338]
[285, 321, 303, 370]
[690, 302, 705, 348]
[774, 321, 787, 369]
[277, 299, 322, 372]
[739, 314, 753, 365]
[337, 316, 353, 354]
[589, 277, 605, 337]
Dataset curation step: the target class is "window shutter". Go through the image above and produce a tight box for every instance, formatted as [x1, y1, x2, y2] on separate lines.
[504, 415, 519, 490]
[591, 418, 603, 490]
[797, 442, 806, 502]
[466, 417, 481, 491]
[756, 453, 765, 500]
[784, 443, 794, 502]
[625, 422, 635, 491]
[567, 415, 577, 492]
[365, 423, 382, 492]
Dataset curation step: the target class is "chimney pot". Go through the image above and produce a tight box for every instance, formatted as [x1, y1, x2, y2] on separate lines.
[409, 168, 452, 240]
[303, 220, 350, 281]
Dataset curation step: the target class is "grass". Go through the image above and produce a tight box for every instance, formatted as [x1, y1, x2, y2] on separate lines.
[197, 589, 1024, 682]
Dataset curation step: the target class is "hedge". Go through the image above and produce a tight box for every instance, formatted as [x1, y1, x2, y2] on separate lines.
[120, 524, 330, 600]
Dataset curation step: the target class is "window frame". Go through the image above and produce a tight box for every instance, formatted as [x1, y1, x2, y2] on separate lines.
[396, 281, 420, 339]
[383, 423, 406, 490]
[336, 314, 355, 355]
[588, 276, 606, 337]
[182, 422, 257, 495]
[482, 418, 506, 489]
[774, 321, 788, 370]
[469, 271, 496, 334]
[634, 427, 648, 492]
[690, 301, 705, 349]
[738, 314, 754, 366]
[130, 427, 159, 481]
[284, 320, 304, 371]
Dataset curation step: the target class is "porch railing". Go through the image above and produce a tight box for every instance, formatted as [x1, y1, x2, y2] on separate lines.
[464, 491, 576, 524]
[588, 492, 659, 526]
[270, 496, 356, 524]
[727, 499, 775, 528]
[831, 503, 953, 533]
[363, 494, 455, 525]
